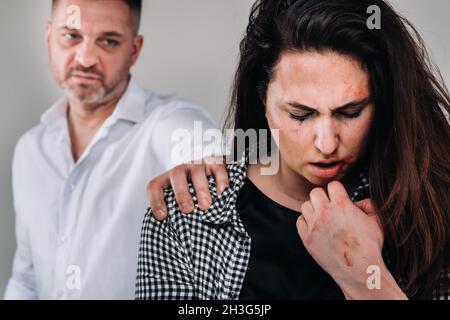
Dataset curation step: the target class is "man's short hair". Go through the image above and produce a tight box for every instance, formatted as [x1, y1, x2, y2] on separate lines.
[52, 0, 142, 34]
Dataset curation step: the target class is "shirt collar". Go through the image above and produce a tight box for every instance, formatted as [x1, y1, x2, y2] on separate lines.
[40, 97, 69, 131]
[110, 77, 148, 124]
[40, 76, 148, 133]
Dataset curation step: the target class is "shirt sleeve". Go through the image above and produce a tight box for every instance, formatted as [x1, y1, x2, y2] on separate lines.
[151, 101, 224, 172]
[4, 215, 38, 300]
[4, 143, 38, 300]
[135, 202, 196, 300]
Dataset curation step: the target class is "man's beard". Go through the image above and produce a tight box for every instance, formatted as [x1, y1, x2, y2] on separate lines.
[59, 66, 125, 106]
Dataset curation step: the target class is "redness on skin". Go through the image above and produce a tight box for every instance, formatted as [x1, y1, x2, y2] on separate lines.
[344, 236, 360, 249]
[343, 155, 354, 163]
[344, 251, 353, 267]
[335, 230, 360, 268]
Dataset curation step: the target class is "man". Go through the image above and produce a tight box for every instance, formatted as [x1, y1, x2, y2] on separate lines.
[5, 0, 219, 299]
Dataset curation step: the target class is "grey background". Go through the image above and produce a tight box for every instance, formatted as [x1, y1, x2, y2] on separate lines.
[0, 0, 449, 297]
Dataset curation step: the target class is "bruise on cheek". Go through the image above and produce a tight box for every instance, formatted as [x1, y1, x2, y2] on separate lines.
[344, 155, 354, 163]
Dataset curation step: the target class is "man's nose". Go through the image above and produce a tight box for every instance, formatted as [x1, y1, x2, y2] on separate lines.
[314, 117, 339, 155]
[75, 41, 99, 68]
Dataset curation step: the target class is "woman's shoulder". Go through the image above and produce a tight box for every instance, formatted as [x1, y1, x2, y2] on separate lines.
[162, 176, 218, 219]
[159, 160, 248, 224]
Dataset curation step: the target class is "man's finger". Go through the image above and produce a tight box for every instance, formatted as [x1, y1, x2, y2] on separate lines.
[208, 159, 229, 195]
[147, 174, 171, 221]
[169, 165, 195, 214]
[189, 164, 212, 211]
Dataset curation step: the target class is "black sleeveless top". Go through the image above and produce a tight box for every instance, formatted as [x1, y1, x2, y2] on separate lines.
[237, 178, 345, 300]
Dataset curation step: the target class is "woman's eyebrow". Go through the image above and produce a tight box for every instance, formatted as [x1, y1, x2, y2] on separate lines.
[333, 96, 372, 111]
[286, 96, 372, 112]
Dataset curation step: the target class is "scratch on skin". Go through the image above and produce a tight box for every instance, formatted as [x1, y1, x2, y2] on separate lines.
[334, 230, 360, 268]
[344, 251, 353, 267]
[344, 236, 360, 249]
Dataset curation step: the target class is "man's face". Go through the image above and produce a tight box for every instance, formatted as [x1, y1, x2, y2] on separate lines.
[47, 0, 143, 106]
[265, 51, 374, 186]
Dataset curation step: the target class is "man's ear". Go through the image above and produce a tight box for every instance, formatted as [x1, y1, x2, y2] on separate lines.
[46, 21, 52, 47]
[130, 35, 144, 66]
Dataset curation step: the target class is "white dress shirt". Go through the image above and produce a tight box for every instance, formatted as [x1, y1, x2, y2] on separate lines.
[4, 78, 221, 300]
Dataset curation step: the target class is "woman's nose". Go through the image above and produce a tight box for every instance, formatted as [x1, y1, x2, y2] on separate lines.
[314, 117, 339, 155]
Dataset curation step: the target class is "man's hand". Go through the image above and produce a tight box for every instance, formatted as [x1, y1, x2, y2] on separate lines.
[147, 156, 229, 221]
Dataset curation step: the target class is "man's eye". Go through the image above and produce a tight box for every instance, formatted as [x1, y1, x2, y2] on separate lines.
[100, 39, 119, 47]
[63, 33, 81, 40]
[289, 113, 313, 122]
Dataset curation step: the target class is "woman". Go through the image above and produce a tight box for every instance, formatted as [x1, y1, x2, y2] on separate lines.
[136, 0, 450, 299]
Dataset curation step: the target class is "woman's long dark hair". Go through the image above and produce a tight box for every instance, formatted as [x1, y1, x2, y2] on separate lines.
[225, 0, 450, 298]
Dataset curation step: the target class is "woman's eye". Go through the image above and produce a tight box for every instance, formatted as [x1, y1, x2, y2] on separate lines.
[336, 109, 363, 119]
[289, 113, 312, 122]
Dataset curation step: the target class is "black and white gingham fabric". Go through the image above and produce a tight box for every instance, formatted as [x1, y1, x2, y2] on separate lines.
[349, 168, 370, 202]
[135, 157, 449, 300]
[135, 156, 250, 300]
[432, 268, 450, 300]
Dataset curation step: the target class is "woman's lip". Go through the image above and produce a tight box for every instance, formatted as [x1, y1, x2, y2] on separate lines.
[309, 161, 344, 179]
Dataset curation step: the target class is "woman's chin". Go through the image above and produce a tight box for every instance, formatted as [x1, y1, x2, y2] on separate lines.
[303, 170, 347, 187]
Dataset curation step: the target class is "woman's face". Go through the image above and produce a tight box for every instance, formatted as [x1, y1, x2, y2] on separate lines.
[265, 50, 374, 186]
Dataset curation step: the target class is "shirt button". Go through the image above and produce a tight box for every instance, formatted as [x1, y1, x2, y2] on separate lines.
[70, 184, 76, 191]
[60, 236, 68, 244]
